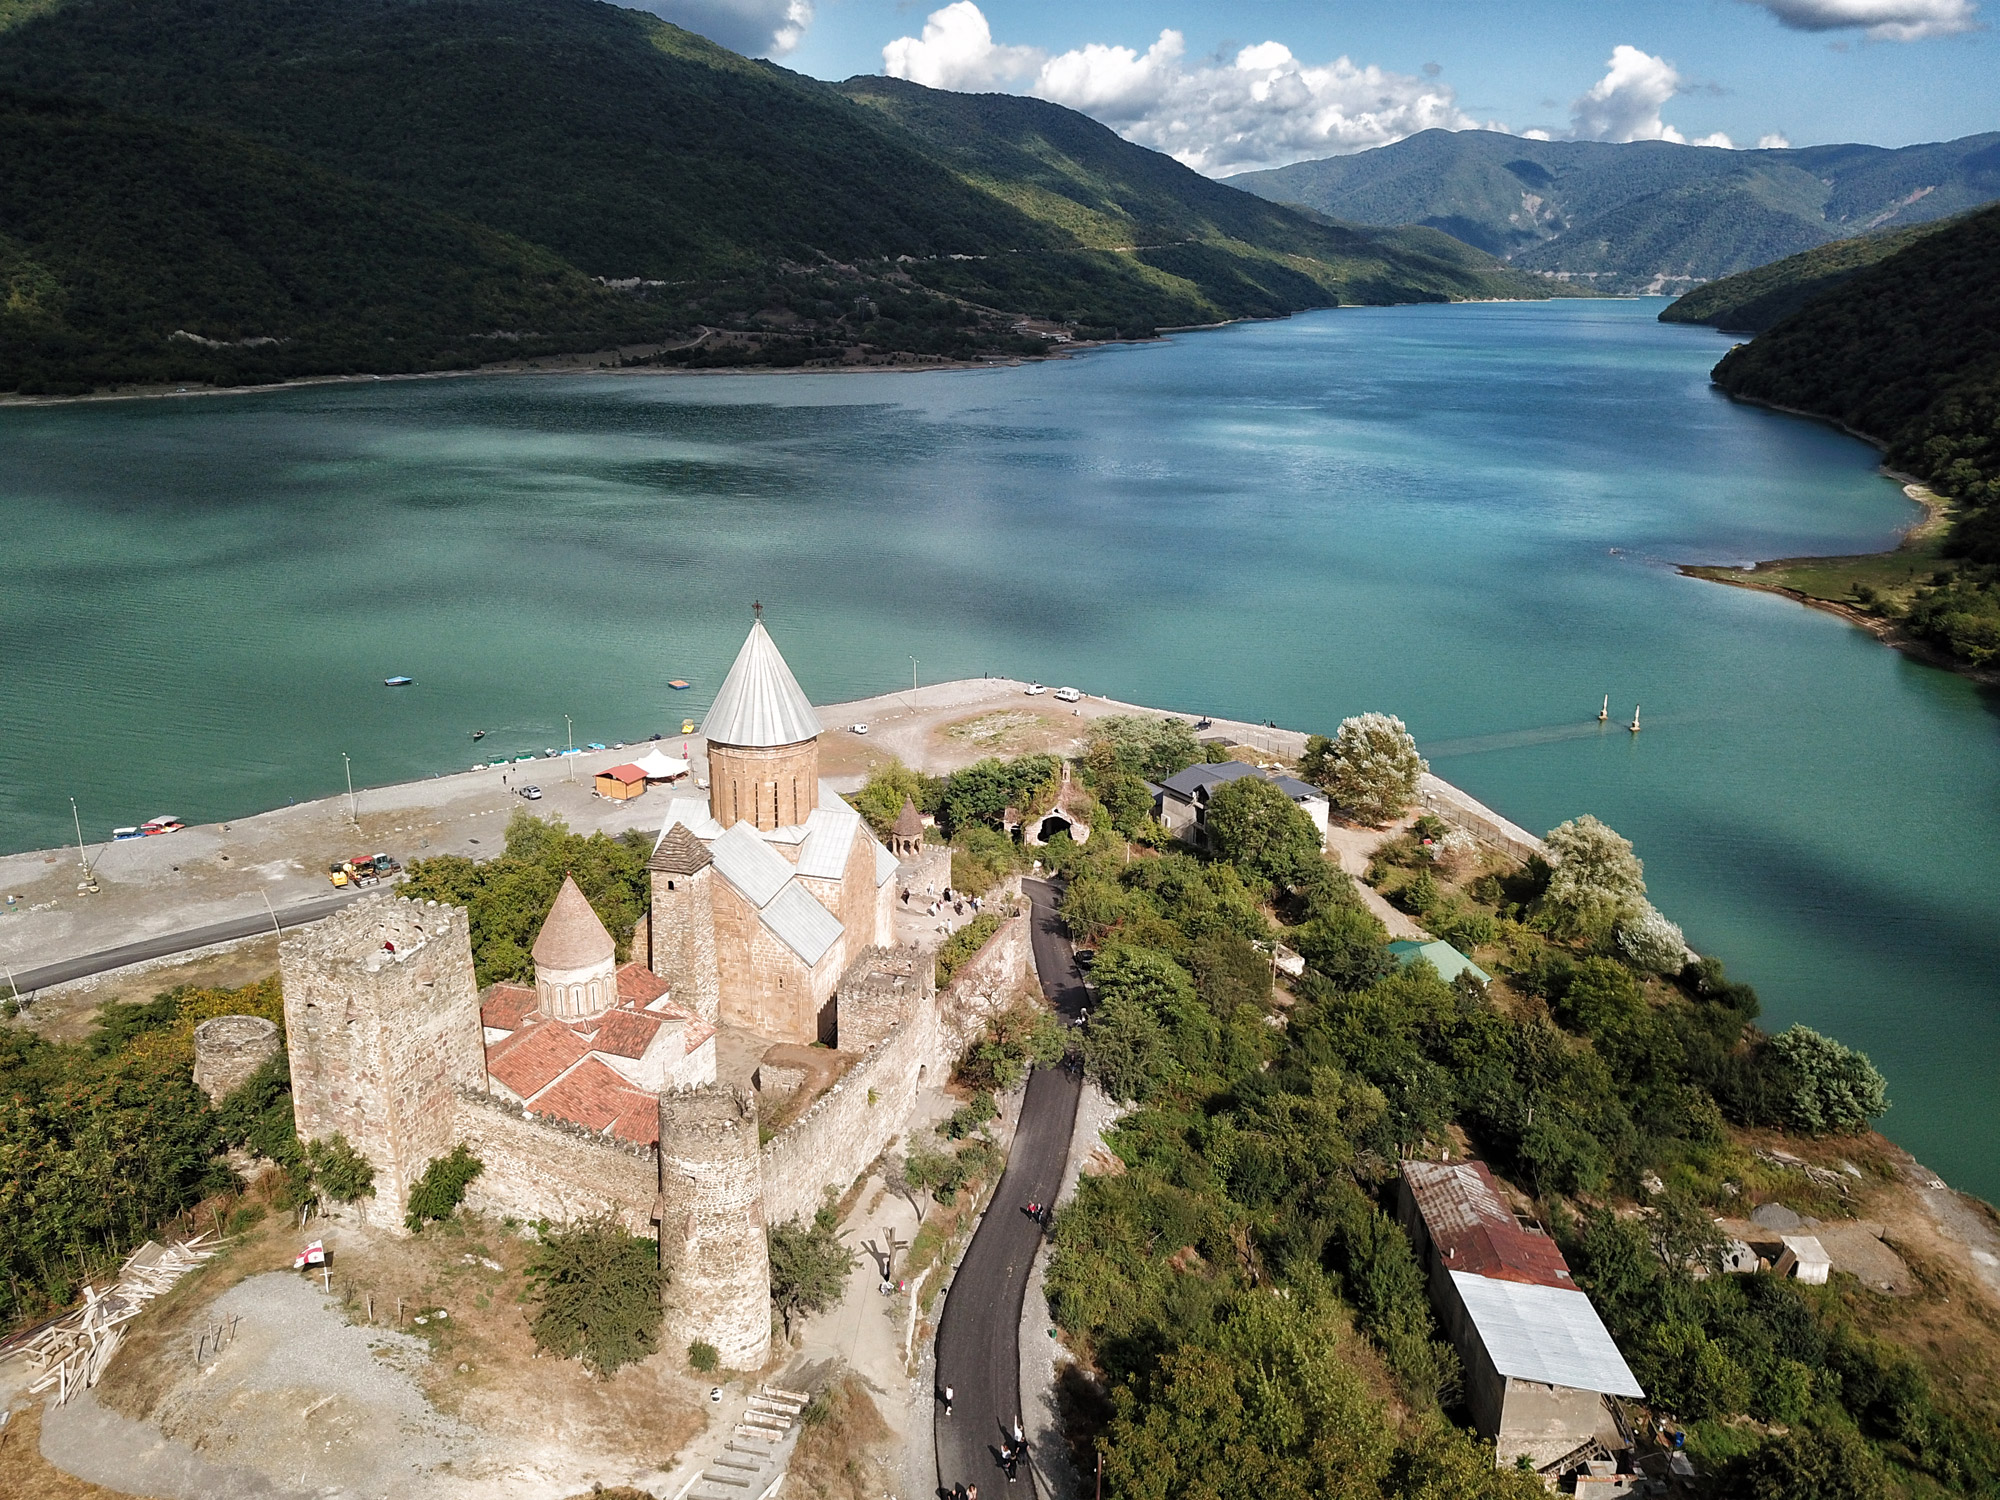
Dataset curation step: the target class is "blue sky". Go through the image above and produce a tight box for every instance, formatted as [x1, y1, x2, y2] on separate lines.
[655, 0, 1995, 173]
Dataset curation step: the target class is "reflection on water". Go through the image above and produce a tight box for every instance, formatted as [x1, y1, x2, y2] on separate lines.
[2, 299, 1996, 1197]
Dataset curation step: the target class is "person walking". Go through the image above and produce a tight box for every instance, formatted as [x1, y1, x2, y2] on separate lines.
[1004, 1449, 1019, 1483]
[943, 1384, 954, 1416]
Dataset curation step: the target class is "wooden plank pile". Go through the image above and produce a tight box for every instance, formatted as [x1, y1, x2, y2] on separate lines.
[19, 1233, 219, 1405]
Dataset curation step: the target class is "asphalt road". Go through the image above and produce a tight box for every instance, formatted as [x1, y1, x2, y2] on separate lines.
[933, 878, 1084, 1499]
[8, 888, 366, 995]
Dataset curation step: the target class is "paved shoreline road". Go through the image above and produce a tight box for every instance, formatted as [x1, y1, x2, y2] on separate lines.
[9, 889, 365, 995]
[933, 878, 1085, 1499]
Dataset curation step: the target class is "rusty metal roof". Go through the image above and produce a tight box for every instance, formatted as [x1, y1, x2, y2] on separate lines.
[1403, 1160, 1575, 1289]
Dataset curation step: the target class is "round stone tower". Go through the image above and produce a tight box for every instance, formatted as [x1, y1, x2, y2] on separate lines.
[192, 1015, 280, 1103]
[532, 873, 618, 1020]
[658, 1083, 771, 1370]
[702, 616, 822, 832]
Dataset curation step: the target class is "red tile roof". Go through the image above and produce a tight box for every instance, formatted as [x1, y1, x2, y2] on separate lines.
[589, 1007, 665, 1059]
[1402, 1160, 1574, 1289]
[684, 1021, 716, 1054]
[486, 1021, 589, 1100]
[616, 962, 670, 1008]
[480, 983, 538, 1033]
[598, 763, 648, 784]
[529, 1056, 661, 1145]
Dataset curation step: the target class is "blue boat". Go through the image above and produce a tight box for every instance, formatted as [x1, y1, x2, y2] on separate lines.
[384, 675, 414, 687]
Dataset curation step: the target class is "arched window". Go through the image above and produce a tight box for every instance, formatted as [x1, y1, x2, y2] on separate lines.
[588, 980, 600, 1009]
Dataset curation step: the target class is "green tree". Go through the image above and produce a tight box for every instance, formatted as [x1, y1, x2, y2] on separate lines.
[1086, 715, 1203, 780]
[405, 1143, 482, 1231]
[849, 759, 940, 835]
[1724, 1422, 1891, 1500]
[768, 1205, 855, 1336]
[1316, 713, 1426, 825]
[303, 1134, 376, 1205]
[524, 1216, 665, 1376]
[1082, 990, 1174, 1103]
[1293, 905, 1392, 991]
[1762, 1025, 1890, 1135]
[1538, 815, 1646, 940]
[1204, 776, 1325, 887]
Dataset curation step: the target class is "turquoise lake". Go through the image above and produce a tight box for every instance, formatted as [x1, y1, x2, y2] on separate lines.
[2, 298, 1996, 1198]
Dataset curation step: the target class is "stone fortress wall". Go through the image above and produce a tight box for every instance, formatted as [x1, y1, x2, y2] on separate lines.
[454, 1087, 658, 1234]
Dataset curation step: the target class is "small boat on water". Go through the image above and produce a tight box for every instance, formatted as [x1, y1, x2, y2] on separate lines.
[112, 826, 141, 840]
[1598, 694, 1609, 723]
[384, 675, 414, 688]
[472, 729, 486, 741]
[1629, 704, 1642, 734]
[668, 680, 691, 690]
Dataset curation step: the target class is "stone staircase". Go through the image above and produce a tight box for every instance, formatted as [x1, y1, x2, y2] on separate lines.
[681, 1385, 811, 1500]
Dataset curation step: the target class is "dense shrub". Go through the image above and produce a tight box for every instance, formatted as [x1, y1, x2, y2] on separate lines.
[525, 1217, 665, 1376]
[405, 1144, 483, 1230]
[769, 1206, 855, 1336]
[1202, 776, 1325, 887]
[1306, 713, 1426, 825]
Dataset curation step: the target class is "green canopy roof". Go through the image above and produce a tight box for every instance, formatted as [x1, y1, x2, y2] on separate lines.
[1387, 939, 1491, 985]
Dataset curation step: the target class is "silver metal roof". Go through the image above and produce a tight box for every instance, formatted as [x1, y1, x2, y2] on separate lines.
[707, 821, 797, 909]
[702, 620, 822, 748]
[796, 807, 861, 881]
[1448, 1272, 1644, 1397]
[875, 841, 900, 887]
[759, 882, 844, 965]
[653, 793, 723, 849]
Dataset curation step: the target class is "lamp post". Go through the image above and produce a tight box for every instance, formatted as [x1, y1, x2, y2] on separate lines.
[69, 796, 88, 874]
[909, 656, 919, 693]
[342, 753, 358, 830]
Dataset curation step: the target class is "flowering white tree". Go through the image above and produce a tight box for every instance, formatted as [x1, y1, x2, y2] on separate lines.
[1315, 712, 1425, 825]
[1540, 814, 1646, 938]
[1616, 901, 1688, 973]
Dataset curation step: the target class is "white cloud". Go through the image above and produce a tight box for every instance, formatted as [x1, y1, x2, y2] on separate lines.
[882, 5, 1476, 175]
[880, 0, 1040, 90]
[1570, 45, 1692, 142]
[637, 0, 814, 56]
[1757, 131, 1794, 147]
[1746, 0, 1979, 40]
[1692, 131, 1737, 147]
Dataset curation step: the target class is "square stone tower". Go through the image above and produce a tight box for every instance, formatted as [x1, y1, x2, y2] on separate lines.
[649, 823, 720, 1023]
[281, 895, 485, 1229]
[658, 1083, 771, 1370]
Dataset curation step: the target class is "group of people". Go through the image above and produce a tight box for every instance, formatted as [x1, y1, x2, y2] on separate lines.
[1019, 1200, 1053, 1231]
[901, 883, 984, 924]
[938, 1398, 1030, 1491]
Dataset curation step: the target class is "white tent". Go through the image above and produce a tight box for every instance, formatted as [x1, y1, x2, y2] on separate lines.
[632, 747, 690, 781]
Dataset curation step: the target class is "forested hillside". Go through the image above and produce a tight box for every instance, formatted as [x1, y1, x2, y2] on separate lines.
[1661, 220, 1952, 333]
[1231, 129, 2000, 293]
[1712, 205, 2000, 666]
[0, 0, 1556, 393]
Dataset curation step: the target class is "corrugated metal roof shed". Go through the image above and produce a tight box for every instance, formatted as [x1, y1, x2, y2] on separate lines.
[1448, 1272, 1644, 1397]
[702, 620, 821, 748]
[708, 822, 796, 909]
[1388, 938, 1492, 985]
[760, 882, 844, 965]
[1402, 1160, 1571, 1287]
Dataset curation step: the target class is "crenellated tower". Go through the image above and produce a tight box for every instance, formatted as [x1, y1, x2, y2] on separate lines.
[281, 895, 485, 1230]
[658, 1083, 771, 1370]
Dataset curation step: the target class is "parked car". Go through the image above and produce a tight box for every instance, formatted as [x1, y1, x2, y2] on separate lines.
[521, 785, 543, 800]
[1054, 687, 1081, 703]
[849, 723, 870, 735]
[1025, 682, 1047, 695]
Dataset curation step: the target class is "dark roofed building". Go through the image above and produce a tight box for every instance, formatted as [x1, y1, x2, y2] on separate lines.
[1153, 760, 1330, 850]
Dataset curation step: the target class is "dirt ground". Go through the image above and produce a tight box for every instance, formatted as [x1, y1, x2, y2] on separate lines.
[60, 1206, 709, 1500]
[0, 1402, 138, 1500]
[12, 936, 283, 1043]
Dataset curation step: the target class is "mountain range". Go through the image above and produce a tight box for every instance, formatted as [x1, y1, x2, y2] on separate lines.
[0, 0, 1556, 395]
[1231, 129, 2000, 294]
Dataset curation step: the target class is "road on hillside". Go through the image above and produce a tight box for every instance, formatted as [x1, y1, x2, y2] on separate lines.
[933, 877, 1085, 1499]
[8, 889, 366, 996]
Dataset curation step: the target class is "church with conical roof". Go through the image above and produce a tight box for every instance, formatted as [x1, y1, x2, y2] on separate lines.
[643, 615, 899, 1045]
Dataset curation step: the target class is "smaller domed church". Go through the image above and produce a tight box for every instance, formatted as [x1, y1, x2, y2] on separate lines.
[477, 874, 715, 1143]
